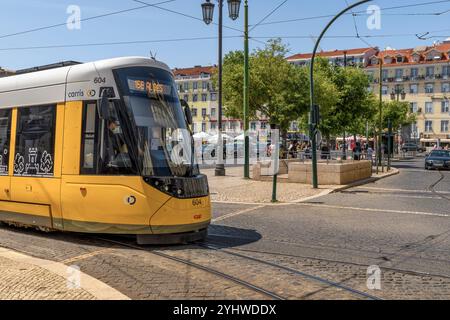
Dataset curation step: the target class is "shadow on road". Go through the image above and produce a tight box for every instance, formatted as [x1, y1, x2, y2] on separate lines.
[0, 222, 261, 251]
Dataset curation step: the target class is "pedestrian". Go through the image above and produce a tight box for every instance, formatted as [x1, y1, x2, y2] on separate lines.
[353, 142, 362, 161]
[367, 146, 374, 164]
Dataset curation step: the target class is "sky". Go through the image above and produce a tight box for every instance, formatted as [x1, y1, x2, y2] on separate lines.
[0, 0, 449, 70]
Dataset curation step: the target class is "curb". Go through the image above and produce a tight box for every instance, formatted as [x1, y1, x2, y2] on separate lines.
[331, 168, 400, 194]
[0, 247, 130, 300]
[210, 168, 400, 206]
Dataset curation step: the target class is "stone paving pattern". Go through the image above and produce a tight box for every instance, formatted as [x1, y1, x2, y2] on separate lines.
[0, 256, 94, 300]
[0, 159, 449, 300]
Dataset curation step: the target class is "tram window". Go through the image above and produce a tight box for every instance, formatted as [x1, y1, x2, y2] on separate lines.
[81, 101, 136, 175]
[14, 105, 56, 177]
[0, 109, 12, 176]
[81, 103, 98, 174]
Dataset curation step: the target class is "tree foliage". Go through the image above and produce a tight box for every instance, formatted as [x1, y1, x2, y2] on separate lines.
[218, 39, 339, 132]
[218, 38, 413, 140]
[381, 100, 416, 130]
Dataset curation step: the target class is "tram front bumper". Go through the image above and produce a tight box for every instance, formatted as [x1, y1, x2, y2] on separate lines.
[149, 196, 212, 236]
[137, 228, 208, 245]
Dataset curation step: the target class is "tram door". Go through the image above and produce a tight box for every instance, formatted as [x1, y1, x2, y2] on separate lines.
[9, 104, 63, 229]
[0, 109, 12, 201]
[61, 101, 167, 231]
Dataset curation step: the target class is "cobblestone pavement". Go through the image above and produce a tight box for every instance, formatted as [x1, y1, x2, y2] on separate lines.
[0, 226, 367, 300]
[0, 255, 94, 300]
[204, 166, 336, 203]
[0, 158, 448, 300]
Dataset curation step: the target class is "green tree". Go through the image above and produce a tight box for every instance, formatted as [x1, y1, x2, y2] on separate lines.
[218, 39, 339, 134]
[314, 60, 375, 139]
[381, 100, 416, 130]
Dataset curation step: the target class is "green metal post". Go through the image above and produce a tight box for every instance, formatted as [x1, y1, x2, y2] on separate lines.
[244, 0, 250, 179]
[378, 58, 383, 168]
[309, 0, 372, 189]
[388, 118, 392, 171]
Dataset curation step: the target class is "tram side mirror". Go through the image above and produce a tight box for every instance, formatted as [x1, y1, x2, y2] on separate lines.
[181, 99, 193, 126]
[98, 94, 110, 120]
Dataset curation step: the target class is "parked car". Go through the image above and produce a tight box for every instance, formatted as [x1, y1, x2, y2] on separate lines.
[402, 143, 426, 153]
[425, 150, 450, 170]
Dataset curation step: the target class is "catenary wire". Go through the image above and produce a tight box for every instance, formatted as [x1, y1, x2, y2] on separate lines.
[249, 0, 289, 32]
[131, 0, 243, 33]
[252, 0, 450, 27]
[0, 0, 176, 40]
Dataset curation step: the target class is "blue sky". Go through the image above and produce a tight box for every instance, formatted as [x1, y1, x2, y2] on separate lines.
[0, 0, 449, 70]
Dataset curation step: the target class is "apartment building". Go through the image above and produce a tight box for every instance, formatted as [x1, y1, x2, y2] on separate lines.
[366, 40, 450, 146]
[0, 67, 14, 77]
[287, 41, 450, 146]
[286, 47, 379, 68]
[173, 65, 268, 134]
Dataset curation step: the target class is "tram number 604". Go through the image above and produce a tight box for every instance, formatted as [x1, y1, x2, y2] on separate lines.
[192, 199, 203, 207]
[94, 77, 106, 84]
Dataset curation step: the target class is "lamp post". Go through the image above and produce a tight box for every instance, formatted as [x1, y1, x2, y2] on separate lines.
[243, 0, 250, 179]
[201, 0, 242, 176]
[391, 84, 406, 156]
[309, 0, 372, 189]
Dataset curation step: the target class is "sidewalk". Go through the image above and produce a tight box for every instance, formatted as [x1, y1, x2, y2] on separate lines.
[0, 247, 129, 300]
[203, 165, 398, 204]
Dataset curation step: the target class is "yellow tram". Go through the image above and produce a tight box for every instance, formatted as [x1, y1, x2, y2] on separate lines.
[0, 57, 211, 244]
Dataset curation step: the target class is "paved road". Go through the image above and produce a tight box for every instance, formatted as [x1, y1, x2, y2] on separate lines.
[1, 157, 449, 299]
[209, 157, 450, 299]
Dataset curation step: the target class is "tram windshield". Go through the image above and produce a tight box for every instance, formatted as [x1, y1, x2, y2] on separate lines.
[114, 67, 197, 177]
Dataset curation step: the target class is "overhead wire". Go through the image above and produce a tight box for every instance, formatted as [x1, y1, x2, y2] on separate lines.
[131, 0, 243, 33]
[252, 0, 450, 27]
[249, 0, 289, 32]
[0, 0, 176, 40]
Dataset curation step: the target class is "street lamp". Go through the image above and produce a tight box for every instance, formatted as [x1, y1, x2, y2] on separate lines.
[201, 0, 215, 25]
[390, 84, 407, 155]
[201, 0, 244, 177]
[391, 84, 406, 101]
[227, 0, 241, 20]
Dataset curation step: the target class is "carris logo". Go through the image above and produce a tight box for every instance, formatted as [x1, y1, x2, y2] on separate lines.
[67, 89, 96, 98]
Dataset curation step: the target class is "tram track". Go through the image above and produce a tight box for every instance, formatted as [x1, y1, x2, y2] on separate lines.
[94, 237, 286, 300]
[206, 239, 450, 280]
[196, 242, 382, 300]
[94, 236, 382, 300]
[428, 170, 450, 201]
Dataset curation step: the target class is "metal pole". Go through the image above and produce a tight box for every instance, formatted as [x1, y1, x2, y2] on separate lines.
[215, 0, 225, 176]
[244, 0, 250, 179]
[343, 131, 346, 160]
[378, 57, 383, 168]
[388, 118, 392, 171]
[309, 0, 372, 189]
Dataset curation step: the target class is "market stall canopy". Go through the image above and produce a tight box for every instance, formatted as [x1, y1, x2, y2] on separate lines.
[193, 132, 211, 140]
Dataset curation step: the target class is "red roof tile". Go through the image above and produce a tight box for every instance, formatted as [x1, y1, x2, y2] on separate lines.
[286, 47, 375, 61]
[173, 65, 216, 77]
[366, 43, 450, 68]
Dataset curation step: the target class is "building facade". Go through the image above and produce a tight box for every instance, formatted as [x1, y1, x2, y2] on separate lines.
[286, 47, 379, 68]
[287, 41, 450, 146]
[173, 65, 245, 134]
[173, 65, 269, 134]
[0, 67, 14, 77]
[366, 41, 450, 146]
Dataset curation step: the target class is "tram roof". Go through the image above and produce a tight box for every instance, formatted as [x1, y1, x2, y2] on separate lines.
[0, 56, 172, 95]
